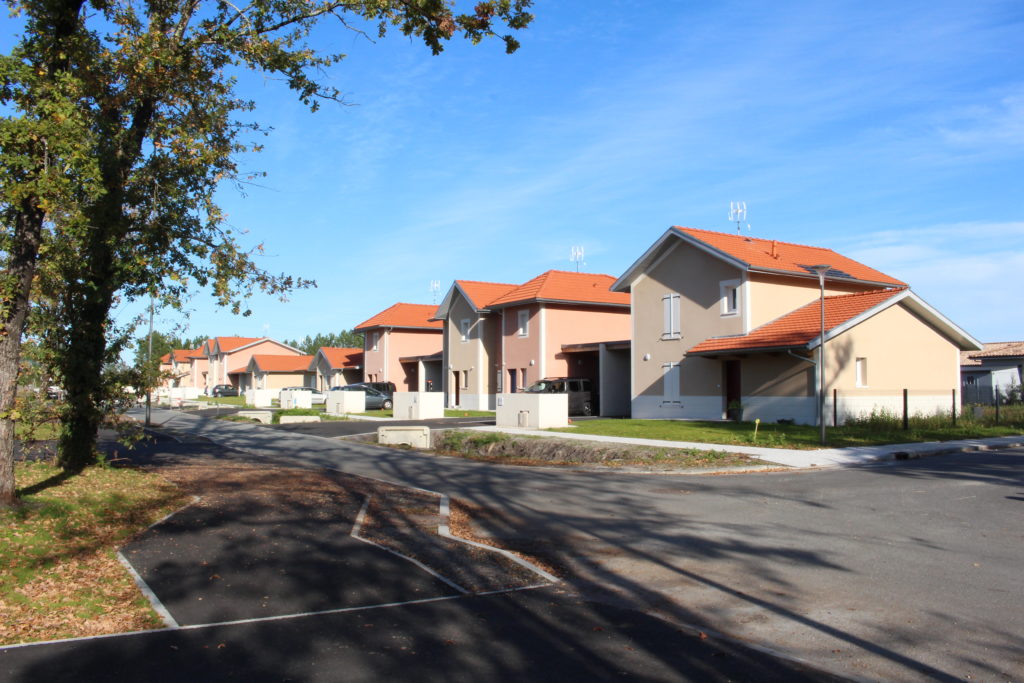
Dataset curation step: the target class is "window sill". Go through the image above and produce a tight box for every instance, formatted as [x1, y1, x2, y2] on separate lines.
[661, 333, 682, 340]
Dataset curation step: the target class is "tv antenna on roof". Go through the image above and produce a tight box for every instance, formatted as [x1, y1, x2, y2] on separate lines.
[729, 201, 750, 234]
[570, 245, 585, 272]
[429, 280, 440, 305]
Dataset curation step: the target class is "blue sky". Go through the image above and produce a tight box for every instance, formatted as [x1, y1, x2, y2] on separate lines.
[5, 0, 1023, 347]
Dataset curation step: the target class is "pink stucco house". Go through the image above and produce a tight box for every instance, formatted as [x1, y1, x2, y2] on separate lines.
[433, 270, 631, 411]
[201, 336, 303, 392]
[354, 304, 443, 392]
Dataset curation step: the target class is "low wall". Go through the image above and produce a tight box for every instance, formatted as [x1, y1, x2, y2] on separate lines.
[394, 392, 444, 420]
[326, 391, 364, 415]
[496, 393, 568, 429]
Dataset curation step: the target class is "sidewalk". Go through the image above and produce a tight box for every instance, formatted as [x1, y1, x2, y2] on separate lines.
[466, 425, 1024, 469]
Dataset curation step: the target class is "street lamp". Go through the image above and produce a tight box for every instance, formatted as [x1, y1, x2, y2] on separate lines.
[809, 264, 831, 446]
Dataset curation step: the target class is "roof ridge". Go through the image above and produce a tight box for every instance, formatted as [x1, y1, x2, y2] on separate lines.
[675, 226, 840, 253]
[456, 278, 519, 286]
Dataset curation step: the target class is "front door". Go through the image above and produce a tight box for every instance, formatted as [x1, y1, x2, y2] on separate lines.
[724, 360, 741, 419]
[453, 371, 461, 406]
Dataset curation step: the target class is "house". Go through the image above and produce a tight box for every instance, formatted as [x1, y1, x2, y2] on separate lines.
[612, 226, 981, 424]
[433, 271, 631, 411]
[201, 336, 303, 392]
[354, 303, 443, 391]
[158, 349, 198, 389]
[240, 354, 315, 391]
[311, 347, 363, 390]
[960, 342, 1024, 404]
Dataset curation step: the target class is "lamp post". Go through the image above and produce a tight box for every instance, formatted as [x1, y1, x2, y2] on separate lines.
[809, 264, 831, 445]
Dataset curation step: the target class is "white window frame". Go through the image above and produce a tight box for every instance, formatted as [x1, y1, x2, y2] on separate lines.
[661, 293, 681, 339]
[517, 309, 529, 338]
[720, 279, 741, 317]
[856, 357, 868, 387]
[370, 332, 379, 352]
[460, 319, 471, 342]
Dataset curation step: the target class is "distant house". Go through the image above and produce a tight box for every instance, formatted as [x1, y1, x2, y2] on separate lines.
[961, 342, 1024, 404]
[433, 271, 631, 411]
[354, 303, 443, 392]
[158, 349, 198, 389]
[240, 354, 315, 391]
[612, 226, 981, 424]
[311, 347, 363, 390]
[201, 336, 303, 392]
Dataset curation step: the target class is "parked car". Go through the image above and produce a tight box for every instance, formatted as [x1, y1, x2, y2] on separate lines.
[211, 384, 239, 397]
[281, 386, 327, 404]
[337, 381, 396, 396]
[524, 377, 595, 416]
[336, 384, 393, 410]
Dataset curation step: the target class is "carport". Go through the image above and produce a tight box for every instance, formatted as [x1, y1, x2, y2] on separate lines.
[400, 351, 444, 393]
[560, 340, 631, 417]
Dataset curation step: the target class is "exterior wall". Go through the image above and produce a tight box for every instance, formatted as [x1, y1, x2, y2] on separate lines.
[502, 304, 541, 388]
[747, 273, 881, 329]
[313, 357, 360, 390]
[189, 357, 208, 390]
[362, 328, 440, 388]
[255, 371, 312, 390]
[630, 240, 746, 419]
[208, 340, 298, 389]
[444, 293, 498, 408]
[543, 304, 630, 378]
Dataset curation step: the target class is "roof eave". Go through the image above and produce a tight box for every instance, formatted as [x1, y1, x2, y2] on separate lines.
[747, 265, 905, 289]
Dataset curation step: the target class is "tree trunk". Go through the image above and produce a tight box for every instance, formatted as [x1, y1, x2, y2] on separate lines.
[0, 205, 45, 506]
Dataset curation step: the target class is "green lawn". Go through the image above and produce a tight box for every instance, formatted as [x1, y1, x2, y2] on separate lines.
[444, 409, 495, 418]
[195, 395, 246, 407]
[552, 418, 1024, 450]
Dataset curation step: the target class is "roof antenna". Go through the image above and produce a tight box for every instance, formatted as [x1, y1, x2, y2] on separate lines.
[570, 245, 585, 272]
[728, 201, 751, 235]
[429, 280, 440, 305]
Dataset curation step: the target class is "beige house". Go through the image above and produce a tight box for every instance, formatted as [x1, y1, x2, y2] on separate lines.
[239, 354, 315, 391]
[433, 272, 631, 411]
[311, 347, 363, 391]
[354, 303, 443, 391]
[612, 227, 981, 424]
[202, 336, 302, 392]
[158, 348, 203, 389]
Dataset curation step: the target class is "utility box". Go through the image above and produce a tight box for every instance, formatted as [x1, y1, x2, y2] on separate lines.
[378, 426, 430, 448]
[326, 390, 365, 415]
[245, 389, 275, 408]
[279, 389, 311, 410]
[394, 392, 444, 420]
[496, 393, 569, 429]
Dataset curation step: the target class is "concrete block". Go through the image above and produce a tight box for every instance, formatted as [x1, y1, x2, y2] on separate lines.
[394, 392, 444, 420]
[496, 393, 569, 429]
[326, 391, 365, 415]
[245, 389, 276, 408]
[279, 389, 312, 409]
[237, 410, 273, 424]
[279, 415, 321, 424]
[378, 426, 430, 448]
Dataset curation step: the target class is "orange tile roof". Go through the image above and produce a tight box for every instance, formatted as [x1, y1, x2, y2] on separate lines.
[212, 336, 262, 352]
[355, 303, 444, 331]
[675, 227, 906, 286]
[487, 270, 630, 308]
[689, 288, 906, 354]
[159, 353, 171, 363]
[250, 354, 315, 372]
[961, 341, 1024, 366]
[319, 347, 363, 368]
[455, 280, 518, 310]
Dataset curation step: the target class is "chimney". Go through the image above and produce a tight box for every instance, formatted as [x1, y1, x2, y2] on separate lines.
[771, 240, 778, 258]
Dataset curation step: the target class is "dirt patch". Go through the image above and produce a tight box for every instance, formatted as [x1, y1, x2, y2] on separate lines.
[427, 430, 757, 469]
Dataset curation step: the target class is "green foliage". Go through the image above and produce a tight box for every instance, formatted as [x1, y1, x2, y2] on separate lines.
[285, 330, 364, 354]
[0, 0, 533, 476]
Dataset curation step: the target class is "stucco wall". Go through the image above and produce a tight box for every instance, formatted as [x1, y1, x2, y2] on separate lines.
[747, 273, 882, 329]
[387, 329, 442, 391]
[444, 293, 498, 407]
[544, 304, 630, 378]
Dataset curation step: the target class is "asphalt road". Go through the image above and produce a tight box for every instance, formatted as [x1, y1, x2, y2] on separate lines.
[11, 408, 1022, 681]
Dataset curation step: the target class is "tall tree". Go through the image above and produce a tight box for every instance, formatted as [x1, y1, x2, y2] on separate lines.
[0, 0, 533, 504]
[285, 330, 364, 354]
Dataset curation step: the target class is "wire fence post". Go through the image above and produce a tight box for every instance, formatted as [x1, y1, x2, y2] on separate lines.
[951, 388, 957, 426]
[902, 388, 909, 431]
[833, 389, 838, 427]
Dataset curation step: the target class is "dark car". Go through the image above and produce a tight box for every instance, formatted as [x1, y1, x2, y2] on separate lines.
[336, 384, 393, 410]
[525, 377, 595, 416]
[211, 384, 239, 397]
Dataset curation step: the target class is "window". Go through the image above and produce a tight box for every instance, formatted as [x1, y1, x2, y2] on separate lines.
[855, 357, 868, 387]
[508, 369, 518, 393]
[517, 309, 529, 337]
[521, 368, 527, 387]
[460, 319, 471, 342]
[662, 362, 681, 404]
[720, 280, 741, 316]
[461, 369, 470, 389]
[370, 332, 379, 351]
[662, 293, 680, 339]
